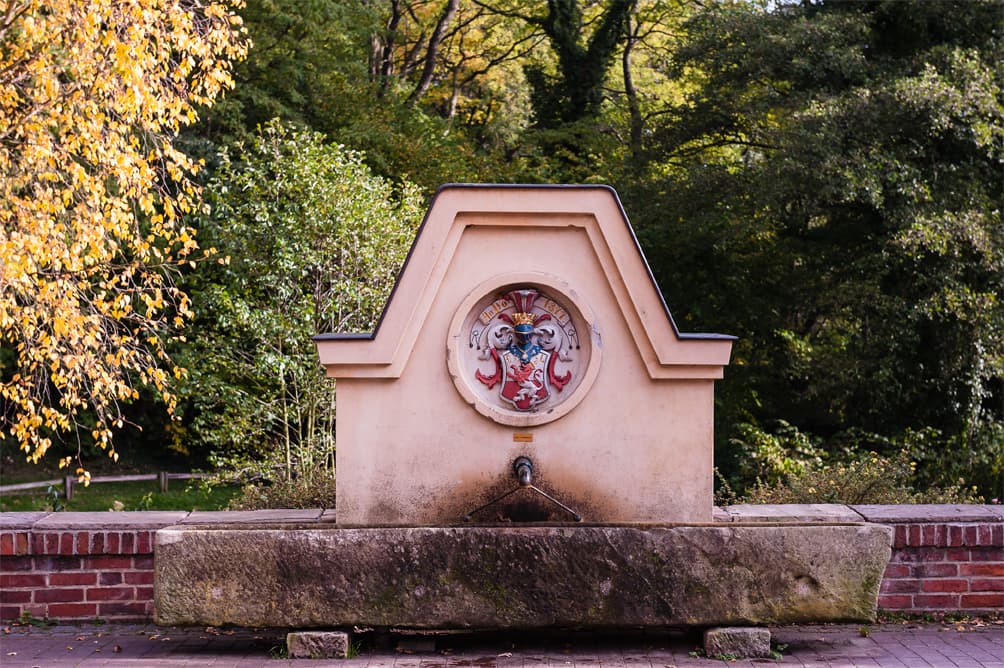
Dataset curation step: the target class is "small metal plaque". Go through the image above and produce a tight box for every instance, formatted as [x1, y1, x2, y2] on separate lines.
[512, 433, 534, 443]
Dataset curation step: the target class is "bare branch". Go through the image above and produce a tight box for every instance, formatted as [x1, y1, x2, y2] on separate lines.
[470, 0, 543, 26]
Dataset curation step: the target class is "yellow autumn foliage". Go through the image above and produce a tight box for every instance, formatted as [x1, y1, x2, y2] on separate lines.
[0, 0, 247, 470]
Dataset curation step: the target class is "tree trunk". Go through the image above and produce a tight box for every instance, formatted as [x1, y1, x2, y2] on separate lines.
[529, 0, 636, 126]
[408, 0, 460, 106]
[622, 12, 643, 160]
[376, 0, 404, 97]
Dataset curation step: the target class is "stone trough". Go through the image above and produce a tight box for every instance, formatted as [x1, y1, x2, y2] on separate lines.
[155, 186, 892, 647]
[155, 522, 891, 629]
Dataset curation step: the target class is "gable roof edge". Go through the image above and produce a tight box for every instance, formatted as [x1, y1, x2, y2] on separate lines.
[315, 184, 734, 377]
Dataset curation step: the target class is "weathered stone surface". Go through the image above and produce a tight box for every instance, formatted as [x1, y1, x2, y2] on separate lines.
[155, 524, 891, 629]
[0, 512, 49, 529]
[286, 631, 348, 659]
[34, 510, 188, 529]
[703, 627, 771, 659]
[851, 504, 1000, 523]
[181, 509, 322, 524]
[712, 507, 730, 522]
[724, 504, 863, 523]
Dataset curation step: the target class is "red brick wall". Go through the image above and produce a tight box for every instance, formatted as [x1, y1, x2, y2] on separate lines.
[1, 527, 155, 621]
[878, 521, 1004, 612]
[1, 507, 1001, 622]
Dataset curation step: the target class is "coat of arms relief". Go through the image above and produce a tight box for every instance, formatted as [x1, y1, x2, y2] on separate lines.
[468, 288, 578, 412]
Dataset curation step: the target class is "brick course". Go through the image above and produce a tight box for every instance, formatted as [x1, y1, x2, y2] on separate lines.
[0, 532, 155, 621]
[875, 514, 1004, 614]
[0, 506, 1001, 622]
[0, 513, 180, 623]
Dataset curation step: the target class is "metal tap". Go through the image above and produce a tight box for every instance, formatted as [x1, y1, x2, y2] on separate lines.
[514, 456, 533, 486]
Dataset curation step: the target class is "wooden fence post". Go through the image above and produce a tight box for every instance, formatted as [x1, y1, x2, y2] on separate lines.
[158, 471, 169, 493]
[64, 475, 74, 501]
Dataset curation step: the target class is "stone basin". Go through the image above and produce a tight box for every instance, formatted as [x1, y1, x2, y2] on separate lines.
[154, 522, 891, 629]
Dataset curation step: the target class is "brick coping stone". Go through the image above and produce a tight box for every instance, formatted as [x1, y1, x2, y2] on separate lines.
[2, 504, 1000, 528]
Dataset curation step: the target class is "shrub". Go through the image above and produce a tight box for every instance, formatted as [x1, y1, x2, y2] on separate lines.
[177, 121, 421, 506]
[227, 471, 337, 510]
[742, 449, 982, 505]
[729, 420, 826, 488]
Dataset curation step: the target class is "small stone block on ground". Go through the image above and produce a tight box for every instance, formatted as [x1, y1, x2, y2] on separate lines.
[286, 631, 349, 659]
[703, 627, 771, 659]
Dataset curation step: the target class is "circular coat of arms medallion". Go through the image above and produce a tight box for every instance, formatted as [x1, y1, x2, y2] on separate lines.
[447, 273, 600, 427]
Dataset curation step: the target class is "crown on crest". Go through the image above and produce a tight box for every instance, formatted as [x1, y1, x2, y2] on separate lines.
[511, 312, 536, 327]
[502, 288, 542, 331]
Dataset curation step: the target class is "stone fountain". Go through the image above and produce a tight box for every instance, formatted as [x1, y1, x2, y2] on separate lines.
[155, 185, 890, 649]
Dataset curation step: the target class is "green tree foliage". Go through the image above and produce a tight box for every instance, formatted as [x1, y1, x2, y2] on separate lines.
[469, 1, 695, 183]
[634, 0, 1004, 496]
[609, 1, 692, 163]
[513, 0, 637, 127]
[193, 0, 375, 145]
[25, 0, 998, 504]
[189, 1, 685, 188]
[176, 121, 423, 481]
[464, 0, 652, 181]
[191, 0, 524, 190]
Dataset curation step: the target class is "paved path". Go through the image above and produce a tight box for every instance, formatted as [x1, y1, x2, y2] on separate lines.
[1, 622, 1002, 667]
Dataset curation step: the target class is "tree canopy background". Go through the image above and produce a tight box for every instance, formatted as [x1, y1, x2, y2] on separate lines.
[3, 0, 1001, 501]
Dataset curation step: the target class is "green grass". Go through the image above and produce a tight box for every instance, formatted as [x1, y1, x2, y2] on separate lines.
[0, 479, 239, 512]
